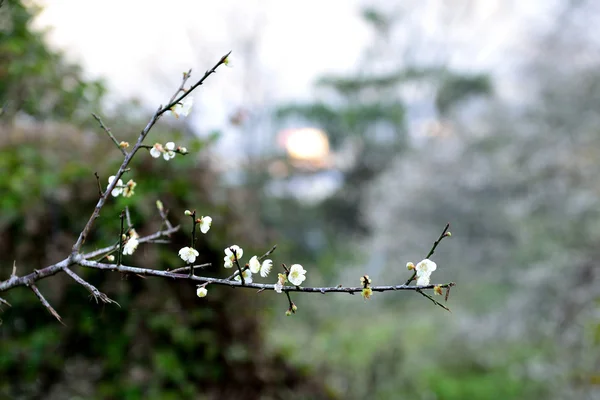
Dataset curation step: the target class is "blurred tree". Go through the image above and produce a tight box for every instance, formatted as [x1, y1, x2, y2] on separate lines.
[269, 6, 490, 275]
[0, 1, 331, 398]
[0, 0, 105, 124]
[363, 1, 600, 398]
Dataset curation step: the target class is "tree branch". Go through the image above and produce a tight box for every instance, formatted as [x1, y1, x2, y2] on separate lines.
[63, 266, 119, 306]
[78, 258, 454, 294]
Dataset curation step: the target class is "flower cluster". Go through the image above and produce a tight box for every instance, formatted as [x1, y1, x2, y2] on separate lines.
[273, 264, 307, 294]
[150, 142, 187, 160]
[107, 175, 137, 198]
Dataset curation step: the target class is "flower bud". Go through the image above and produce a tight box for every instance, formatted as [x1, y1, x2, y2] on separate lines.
[406, 262, 415, 270]
[184, 210, 192, 216]
[434, 285, 443, 296]
[156, 200, 164, 211]
[119, 141, 130, 148]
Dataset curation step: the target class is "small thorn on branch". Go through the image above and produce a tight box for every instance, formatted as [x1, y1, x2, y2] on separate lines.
[0, 296, 11, 308]
[30, 284, 65, 325]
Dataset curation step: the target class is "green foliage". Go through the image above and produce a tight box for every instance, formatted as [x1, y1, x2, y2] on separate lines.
[0, 0, 106, 123]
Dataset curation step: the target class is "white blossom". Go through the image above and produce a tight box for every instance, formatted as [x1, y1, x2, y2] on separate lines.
[416, 275, 431, 286]
[416, 259, 437, 277]
[224, 245, 243, 268]
[108, 175, 123, 197]
[163, 142, 176, 160]
[288, 264, 306, 286]
[150, 143, 163, 158]
[199, 216, 212, 234]
[260, 259, 273, 278]
[196, 287, 208, 298]
[123, 237, 139, 255]
[169, 97, 193, 118]
[179, 246, 199, 263]
[234, 269, 252, 284]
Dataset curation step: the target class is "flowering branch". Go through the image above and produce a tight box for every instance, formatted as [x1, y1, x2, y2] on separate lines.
[76, 258, 455, 294]
[405, 223, 450, 285]
[0, 50, 458, 322]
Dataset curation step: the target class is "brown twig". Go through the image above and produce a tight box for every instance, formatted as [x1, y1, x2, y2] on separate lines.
[94, 172, 104, 197]
[30, 284, 64, 325]
[92, 113, 127, 156]
[72, 52, 230, 254]
[405, 223, 451, 285]
[63, 266, 119, 306]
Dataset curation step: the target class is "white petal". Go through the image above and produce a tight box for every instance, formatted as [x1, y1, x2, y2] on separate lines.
[249, 256, 261, 274]
[416, 275, 430, 286]
[200, 216, 212, 234]
[196, 287, 208, 297]
[260, 260, 273, 278]
[165, 142, 175, 151]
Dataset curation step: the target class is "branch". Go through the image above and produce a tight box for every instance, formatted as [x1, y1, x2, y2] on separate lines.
[30, 284, 64, 325]
[63, 266, 119, 306]
[78, 258, 454, 294]
[81, 225, 180, 260]
[71, 52, 230, 253]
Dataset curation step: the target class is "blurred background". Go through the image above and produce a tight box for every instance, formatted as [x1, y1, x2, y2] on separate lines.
[1, 0, 600, 398]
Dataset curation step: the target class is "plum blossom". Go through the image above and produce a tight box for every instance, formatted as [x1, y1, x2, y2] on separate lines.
[150, 143, 163, 158]
[169, 97, 193, 118]
[415, 259, 437, 286]
[234, 269, 252, 284]
[199, 216, 212, 234]
[179, 247, 199, 263]
[288, 264, 306, 286]
[224, 245, 243, 268]
[197, 287, 208, 298]
[163, 142, 176, 160]
[107, 175, 123, 197]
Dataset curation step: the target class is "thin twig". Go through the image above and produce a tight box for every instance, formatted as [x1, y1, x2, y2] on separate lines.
[232, 248, 245, 285]
[92, 113, 127, 156]
[63, 266, 119, 306]
[169, 263, 211, 273]
[30, 284, 65, 325]
[94, 172, 104, 197]
[156, 200, 174, 231]
[417, 289, 451, 312]
[0, 297, 11, 308]
[125, 206, 133, 229]
[258, 244, 277, 262]
[72, 52, 230, 253]
[405, 223, 451, 285]
[81, 225, 180, 260]
[118, 211, 125, 266]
